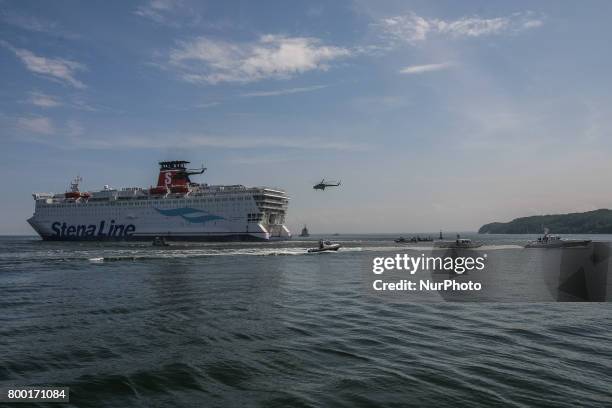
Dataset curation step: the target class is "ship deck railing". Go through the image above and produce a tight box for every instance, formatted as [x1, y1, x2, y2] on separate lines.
[36, 193, 289, 205]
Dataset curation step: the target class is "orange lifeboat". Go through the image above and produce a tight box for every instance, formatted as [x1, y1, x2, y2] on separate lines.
[64, 191, 81, 199]
[65, 191, 91, 200]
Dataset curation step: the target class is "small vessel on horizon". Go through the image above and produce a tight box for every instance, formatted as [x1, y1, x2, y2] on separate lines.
[435, 234, 483, 249]
[300, 225, 310, 237]
[395, 235, 433, 243]
[525, 230, 591, 248]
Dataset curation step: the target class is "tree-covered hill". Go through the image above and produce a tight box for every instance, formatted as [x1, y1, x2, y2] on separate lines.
[478, 209, 612, 234]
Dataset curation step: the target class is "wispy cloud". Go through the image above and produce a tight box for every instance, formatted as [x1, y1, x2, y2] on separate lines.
[70, 97, 99, 112]
[194, 101, 221, 109]
[99, 134, 369, 151]
[1, 41, 86, 88]
[399, 62, 453, 75]
[134, 0, 199, 27]
[66, 120, 84, 137]
[135, 0, 177, 23]
[241, 84, 329, 97]
[12, 116, 91, 141]
[27, 91, 63, 108]
[0, 10, 78, 38]
[28, 130, 370, 151]
[350, 95, 412, 112]
[378, 11, 543, 44]
[16, 116, 55, 135]
[23, 91, 108, 112]
[166, 35, 350, 84]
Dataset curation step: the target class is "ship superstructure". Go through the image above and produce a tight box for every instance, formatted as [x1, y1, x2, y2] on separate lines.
[28, 161, 291, 241]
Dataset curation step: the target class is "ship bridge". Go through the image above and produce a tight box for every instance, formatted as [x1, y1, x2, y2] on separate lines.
[252, 188, 289, 226]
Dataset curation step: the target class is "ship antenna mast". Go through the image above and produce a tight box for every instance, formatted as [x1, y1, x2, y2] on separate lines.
[69, 176, 82, 192]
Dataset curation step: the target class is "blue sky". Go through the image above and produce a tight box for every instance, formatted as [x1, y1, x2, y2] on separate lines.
[2, 0, 612, 234]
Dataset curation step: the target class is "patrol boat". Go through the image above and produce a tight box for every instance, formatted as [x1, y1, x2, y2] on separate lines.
[28, 160, 291, 241]
[525, 230, 591, 248]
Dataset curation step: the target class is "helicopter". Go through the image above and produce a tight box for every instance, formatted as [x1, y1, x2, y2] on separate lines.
[313, 179, 341, 190]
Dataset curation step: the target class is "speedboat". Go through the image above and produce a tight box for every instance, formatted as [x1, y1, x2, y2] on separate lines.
[525, 232, 590, 248]
[308, 240, 341, 253]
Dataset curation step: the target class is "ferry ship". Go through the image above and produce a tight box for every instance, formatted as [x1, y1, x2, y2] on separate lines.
[27, 161, 291, 241]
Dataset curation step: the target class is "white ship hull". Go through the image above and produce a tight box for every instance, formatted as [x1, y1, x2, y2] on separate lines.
[29, 186, 291, 242]
[28, 217, 290, 242]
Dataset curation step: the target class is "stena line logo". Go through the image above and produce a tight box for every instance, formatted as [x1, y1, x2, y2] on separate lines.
[51, 220, 136, 238]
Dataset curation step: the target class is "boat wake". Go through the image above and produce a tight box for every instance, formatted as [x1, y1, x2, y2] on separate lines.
[0, 239, 524, 267]
[81, 244, 523, 263]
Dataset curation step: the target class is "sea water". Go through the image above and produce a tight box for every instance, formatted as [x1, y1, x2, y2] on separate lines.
[0, 234, 610, 407]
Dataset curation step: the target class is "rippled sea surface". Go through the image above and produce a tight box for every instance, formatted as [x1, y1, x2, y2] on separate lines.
[1, 234, 611, 407]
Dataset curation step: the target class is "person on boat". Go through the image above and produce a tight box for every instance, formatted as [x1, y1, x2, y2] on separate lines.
[319, 239, 324, 249]
[153, 236, 167, 246]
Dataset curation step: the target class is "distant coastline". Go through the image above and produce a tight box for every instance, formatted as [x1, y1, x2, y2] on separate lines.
[479, 209, 612, 234]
